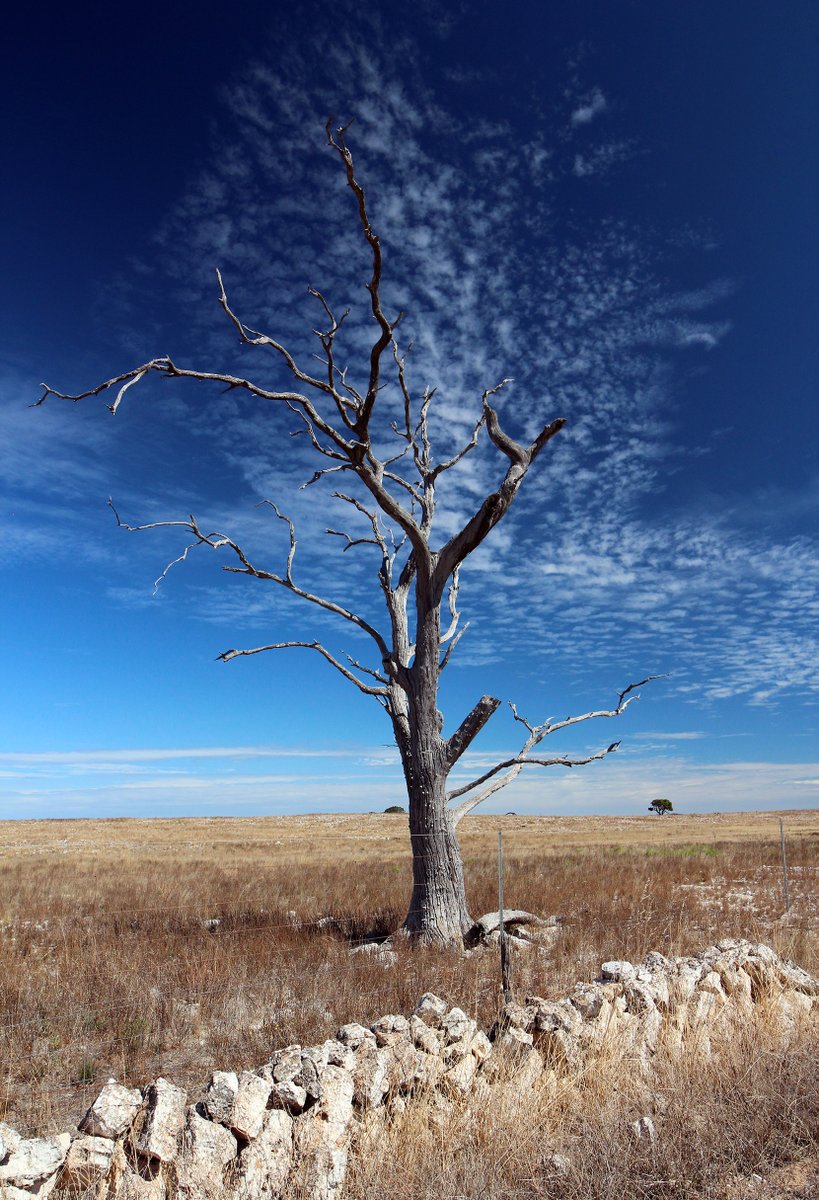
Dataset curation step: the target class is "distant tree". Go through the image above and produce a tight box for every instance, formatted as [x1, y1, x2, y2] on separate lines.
[38, 123, 660, 945]
[648, 798, 673, 816]
[384, 805, 406, 814]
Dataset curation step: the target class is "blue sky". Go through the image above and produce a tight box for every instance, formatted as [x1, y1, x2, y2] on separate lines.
[1, 0, 817, 820]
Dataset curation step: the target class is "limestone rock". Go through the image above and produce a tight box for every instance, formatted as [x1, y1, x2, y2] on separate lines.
[352, 1038, 390, 1109]
[134, 1078, 187, 1165]
[336, 1023, 372, 1049]
[409, 1014, 441, 1054]
[79, 1081, 143, 1139]
[232, 1072, 273, 1140]
[176, 1108, 237, 1198]
[439, 1007, 476, 1044]
[412, 993, 447, 1026]
[0, 1122, 21, 1162]
[234, 1109, 293, 1199]
[601, 960, 636, 982]
[0, 1132, 70, 1191]
[294, 1065, 355, 1200]
[204, 1070, 239, 1126]
[60, 1134, 115, 1189]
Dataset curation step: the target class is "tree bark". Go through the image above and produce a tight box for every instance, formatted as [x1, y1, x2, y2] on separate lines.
[401, 756, 472, 944]
[395, 576, 473, 944]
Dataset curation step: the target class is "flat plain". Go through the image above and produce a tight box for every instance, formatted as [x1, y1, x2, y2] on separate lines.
[1, 809, 817, 1197]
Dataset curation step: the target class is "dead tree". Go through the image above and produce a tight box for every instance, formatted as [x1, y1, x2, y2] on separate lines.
[37, 122, 659, 945]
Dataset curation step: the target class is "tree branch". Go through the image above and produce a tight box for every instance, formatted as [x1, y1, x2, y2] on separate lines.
[109, 501, 393, 664]
[445, 695, 502, 768]
[216, 640, 389, 699]
[447, 676, 666, 824]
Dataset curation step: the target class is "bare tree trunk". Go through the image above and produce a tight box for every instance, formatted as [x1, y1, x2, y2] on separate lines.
[402, 754, 472, 944]
[395, 582, 473, 944]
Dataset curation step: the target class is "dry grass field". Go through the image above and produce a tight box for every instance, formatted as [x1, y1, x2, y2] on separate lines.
[1, 809, 817, 1197]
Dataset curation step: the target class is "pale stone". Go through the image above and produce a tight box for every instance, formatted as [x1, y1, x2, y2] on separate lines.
[352, 1038, 390, 1109]
[370, 1014, 410, 1046]
[60, 1134, 115, 1188]
[231, 1071, 273, 1140]
[409, 1015, 441, 1054]
[0, 1132, 70, 1189]
[440, 1007, 476, 1044]
[294, 1065, 355, 1200]
[79, 1081, 143, 1139]
[176, 1108, 237, 1198]
[204, 1070, 239, 1125]
[413, 993, 447, 1025]
[134, 1078, 187, 1164]
[234, 1109, 293, 1199]
[0, 1122, 21, 1161]
[323, 1038, 355, 1069]
[443, 1052, 478, 1094]
[336, 1023, 371, 1049]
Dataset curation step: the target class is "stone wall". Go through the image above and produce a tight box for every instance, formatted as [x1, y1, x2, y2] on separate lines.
[1, 939, 815, 1199]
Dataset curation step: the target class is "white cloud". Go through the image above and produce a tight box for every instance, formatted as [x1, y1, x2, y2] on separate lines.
[571, 88, 607, 126]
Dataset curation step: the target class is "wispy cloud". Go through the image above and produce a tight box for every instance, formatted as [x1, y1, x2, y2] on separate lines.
[570, 87, 608, 126]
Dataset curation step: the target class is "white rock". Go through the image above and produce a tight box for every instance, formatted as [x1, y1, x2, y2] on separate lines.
[601, 960, 636, 982]
[336, 1023, 372, 1049]
[294, 1065, 355, 1199]
[234, 1109, 293, 1199]
[60, 1134, 115, 1188]
[0, 1132, 70, 1189]
[204, 1070, 239, 1125]
[0, 1121, 21, 1161]
[352, 1039, 390, 1109]
[134, 1078, 187, 1164]
[231, 1071, 273, 1140]
[413, 993, 447, 1025]
[79, 1081, 143, 1139]
[440, 1007, 476, 1044]
[178, 1109, 237, 1196]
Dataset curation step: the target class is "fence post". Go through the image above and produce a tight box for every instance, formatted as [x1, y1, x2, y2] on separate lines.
[498, 831, 512, 1004]
[779, 817, 790, 913]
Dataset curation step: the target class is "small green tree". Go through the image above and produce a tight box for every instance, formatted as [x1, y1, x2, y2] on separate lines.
[648, 798, 673, 816]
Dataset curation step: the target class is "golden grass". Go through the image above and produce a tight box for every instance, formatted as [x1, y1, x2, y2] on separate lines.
[1, 809, 817, 1157]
